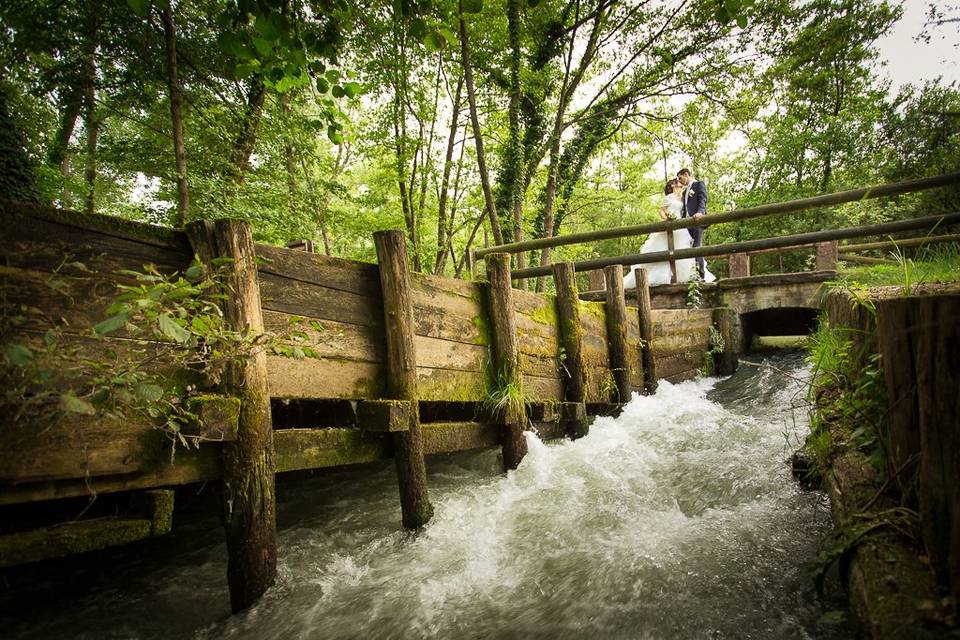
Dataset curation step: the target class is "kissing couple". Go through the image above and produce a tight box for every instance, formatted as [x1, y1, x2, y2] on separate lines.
[624, 168, 716, 288]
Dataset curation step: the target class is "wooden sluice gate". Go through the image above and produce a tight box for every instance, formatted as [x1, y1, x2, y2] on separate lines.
[0, 201, 732, 611]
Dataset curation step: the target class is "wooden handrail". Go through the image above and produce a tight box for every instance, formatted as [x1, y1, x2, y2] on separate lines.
[475, 171, 960, 258]
[509, 212, 960, 279]
[838, 232, 960, 253]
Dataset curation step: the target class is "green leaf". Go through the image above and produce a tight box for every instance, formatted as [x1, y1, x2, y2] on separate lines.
[737, 15, 748, 28]
[158, 313, 191, 344]
[343, 81, 363, 98]
[60, 393, 96, 415]
[252, 37, 273, 57]
[94, 311, 130, 336]
[328, 125, 344, 145]
[184, 264, 204, 282]
[255, 13, 279, 40]
[5, 343, 33, 367]
[424, 31, 444, 53]
[438, 27, 458, 45]
[461, 0, 483, 14]
[331, 84, 346, 98]
[127, 0, 151, 17]
[136, 383, 164, 403]
[316, 77, 330, 93]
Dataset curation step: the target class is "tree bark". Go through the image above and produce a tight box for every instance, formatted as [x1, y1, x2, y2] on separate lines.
[459, 2, 504, 245]
[82, 1, 98, 214]
[230, 77, 266, 181]
[435, 75, 463, 275]
[162, 0, 189, 226]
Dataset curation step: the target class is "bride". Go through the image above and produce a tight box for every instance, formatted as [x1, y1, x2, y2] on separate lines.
[623, 178, 715, 288]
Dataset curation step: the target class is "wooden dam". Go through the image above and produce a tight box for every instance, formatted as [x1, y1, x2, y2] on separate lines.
[1, 172, 958, 613]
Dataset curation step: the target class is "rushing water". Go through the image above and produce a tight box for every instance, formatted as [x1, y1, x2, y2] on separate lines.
[2, 351, 853, 639]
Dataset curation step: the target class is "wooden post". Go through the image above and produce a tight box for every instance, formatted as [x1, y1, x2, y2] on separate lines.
[666, 230, 678, 284]
[552, 262, 588, 438]
[815, 240, 838, 271]
[633, 268, 657, 394]
[373, 230, 434, 529]
[603, 265, 632, 403]
[728, 252, 750, 278]
[186, 219, 276, 614]
[485, 252, 528, 470]
[587, 269, 605, 292]
[712, 307, 738, 376]
[877, 295, 960, 604]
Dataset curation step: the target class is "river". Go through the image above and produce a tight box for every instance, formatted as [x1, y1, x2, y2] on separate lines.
[2, 351, 853, 639]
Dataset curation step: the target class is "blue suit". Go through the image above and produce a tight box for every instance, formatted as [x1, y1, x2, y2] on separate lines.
[681, 179, 707, 277]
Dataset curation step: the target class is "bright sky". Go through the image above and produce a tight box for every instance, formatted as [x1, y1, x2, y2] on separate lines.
[875, 0, 960, 92]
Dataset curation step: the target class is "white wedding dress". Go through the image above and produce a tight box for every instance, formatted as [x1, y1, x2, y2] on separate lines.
[622, 194, 716, 288]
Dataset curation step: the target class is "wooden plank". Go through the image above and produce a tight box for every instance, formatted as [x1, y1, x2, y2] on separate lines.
[655, 351, 707, 379]
[265, 355, 383, 399]
[520, 351, 562, 379]
[417, 367, 487, 402]
[258, 271, 382, 328]
[273, 428, 386, 472]
[604, 265, 631, 403]
[0, 517, 154, 568]
[255, 243, 379, 296]
[356, 400, 411, 433]
[413, 309, 486, 346]
[414, 335, 488, 372]
[523, 374, 564, 401]
[651, 327, 713, 355]
[422, 422, 500, 455]
[262, 309, 384, 364]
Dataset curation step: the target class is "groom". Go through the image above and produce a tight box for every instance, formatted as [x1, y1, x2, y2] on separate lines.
[677, 168, 706, 278]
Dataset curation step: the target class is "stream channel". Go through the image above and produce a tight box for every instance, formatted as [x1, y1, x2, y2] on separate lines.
[2, 351, 855, 639]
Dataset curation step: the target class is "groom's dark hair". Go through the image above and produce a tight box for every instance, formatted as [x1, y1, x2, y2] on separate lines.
[677, 168, 691, 177]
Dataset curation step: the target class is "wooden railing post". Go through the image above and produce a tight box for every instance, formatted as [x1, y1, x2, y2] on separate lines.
[552, 262, 588, 438]
[728, 252, 750, 278]
[816, 240, 838, 271]
[373, 230, 433, 529]
[603, 265, 632, 403]
[666, 230, 678, 284]
[712, 307, 738, 376]
[587, 269, 605, 292]
[632, 268, 658, 394]
[485, 252, 528, 470]
[186, 219, 276, 614]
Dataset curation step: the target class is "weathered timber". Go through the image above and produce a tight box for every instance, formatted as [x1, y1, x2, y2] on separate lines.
[511, 211, 960, 278]
[712, 308, 738, 376]
[475, 172, 960, 258]
[838, 232, 960, 253]
[356, 400, 411, 433]
[273, 428, 386, 472]
[838, 254, 896, 265]
[258, 270, 381, 328]
[603, 265, 632, 403]
[552, 262, 588, 438]
[187, 219, 277, 614]
[484, 253, 528, 470]
[182, 395, 241, 442]
[632, 268, 657, 393]
[815, 240, 838, 271]
[255, 243, 379, 296]
[666, 229, 678, 284]
[728, 252, 750, 278]
[877, 295, 960, 603]
[373, 230, 433, 529]
[0, 489, 174, 568]
[422, 422, 500, 455]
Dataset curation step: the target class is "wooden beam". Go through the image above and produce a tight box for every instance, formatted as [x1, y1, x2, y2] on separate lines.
[484, 253, 527, 470]
[666, 229, 678, 283]
[839, 254, 897, 265]
[552, 262, 588, 438]
[815, 241, 838, 271]
[728, 252, 750, 278]
[182, 395, 241, 442]
[0, 489, 173, 568]
[510, 211, 960, 279]
[356, 399, 411, 433]
[712, 307, 738, 376]
[475, 172, 960, 258]
[373, 229, 433, 529]
[839, 233, 960, 253]
[603, 265, 632, 403]
[186, 219, 277, 614]
[632, 268, 657, 393]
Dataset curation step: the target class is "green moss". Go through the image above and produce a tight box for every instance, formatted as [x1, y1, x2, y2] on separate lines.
[528, 296, 559, 328]
[471, 313, 491, 345]
[579, 300, 607, 322]
[273, 428, 386, 472]
[351, 375, 385, 399]
[0, 517, 154, 567]
[418, 371, 487, 402]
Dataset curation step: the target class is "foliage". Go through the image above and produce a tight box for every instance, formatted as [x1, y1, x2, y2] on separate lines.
[1, 257, 323, 451]
[836, 243, 960, 290]
[484, 360, 526, 424]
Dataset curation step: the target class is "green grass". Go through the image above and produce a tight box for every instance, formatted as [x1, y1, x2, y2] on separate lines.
[837, 243, 960, 289]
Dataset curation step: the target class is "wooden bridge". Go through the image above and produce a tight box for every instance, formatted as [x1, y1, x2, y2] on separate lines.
[0, 171, 958, 612]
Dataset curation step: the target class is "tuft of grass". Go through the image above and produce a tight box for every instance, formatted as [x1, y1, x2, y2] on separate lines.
[838, 241, 960, 290]
[485, 362, 526, 423]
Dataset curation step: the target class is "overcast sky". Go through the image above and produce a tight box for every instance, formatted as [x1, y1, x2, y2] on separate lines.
[875, 0, 960, 92]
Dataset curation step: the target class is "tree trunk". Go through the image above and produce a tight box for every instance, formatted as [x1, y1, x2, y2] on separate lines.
[49, 88, 82, 206]
[280, 93, 297, 196]
[459, 2, 503, 245]
[435, 75, 463, 275]
[162, 0, 189, 226]
[230, 77, 266, 182]
[82, 1, 98, 214]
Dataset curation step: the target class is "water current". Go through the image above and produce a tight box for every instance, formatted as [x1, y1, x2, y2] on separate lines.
[2, 351, 854, 639]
